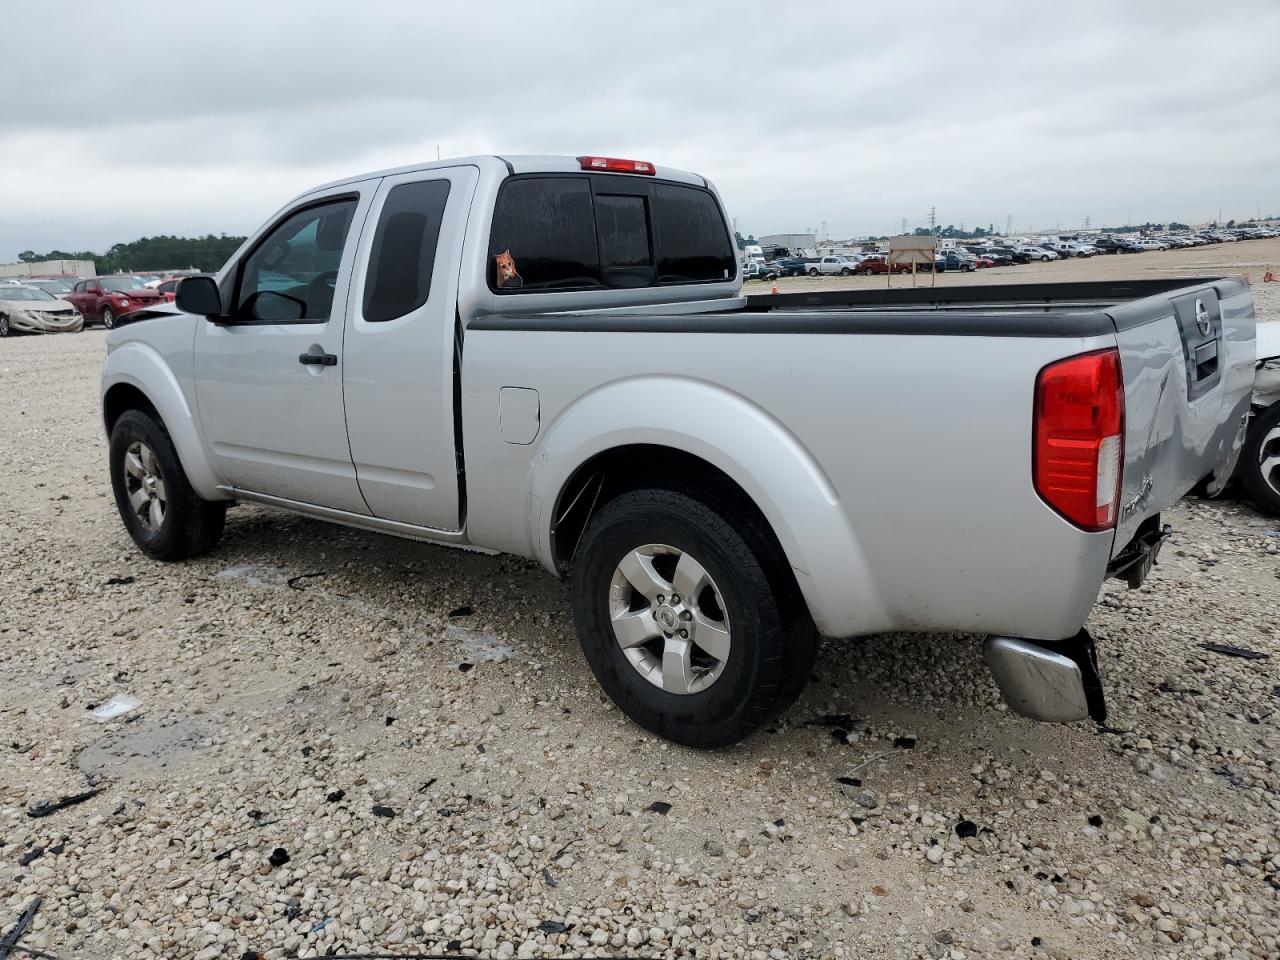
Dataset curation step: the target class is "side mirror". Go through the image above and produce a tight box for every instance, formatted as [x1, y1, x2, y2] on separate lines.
[175, 276, 225, 317]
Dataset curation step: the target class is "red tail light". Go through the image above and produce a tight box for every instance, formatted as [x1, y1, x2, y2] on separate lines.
[578, 155, 655, 175]
[1033, 348, 1124, 531]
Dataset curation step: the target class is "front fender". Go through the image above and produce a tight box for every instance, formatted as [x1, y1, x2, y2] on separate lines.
[527, 376, 890, 637]
[101, 340, 224, 500]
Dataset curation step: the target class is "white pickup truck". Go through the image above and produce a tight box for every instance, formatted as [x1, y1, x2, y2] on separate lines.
[804, 255, 862, 276]
[101, 155, 1256, 747]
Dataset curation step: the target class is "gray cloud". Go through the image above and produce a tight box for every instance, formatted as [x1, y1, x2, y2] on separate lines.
[2, 0, 1278, 260]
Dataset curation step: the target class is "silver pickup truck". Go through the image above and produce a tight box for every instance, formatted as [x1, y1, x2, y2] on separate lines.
[100, 155, 1256, 747]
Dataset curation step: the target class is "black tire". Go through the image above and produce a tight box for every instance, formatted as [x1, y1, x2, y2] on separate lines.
[807, 268, 820, 277]
[1240, 403, 1280, 516]
[840, 267, 851, 276]
[571, 487, 817, 748]
[109, 409, 227, 560]
[101, 306, 116, 329]
[0, 313, 10, 337]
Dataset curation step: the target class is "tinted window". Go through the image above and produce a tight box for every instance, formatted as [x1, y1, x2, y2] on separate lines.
[364, 179, 451, 322]
[595, 194, 653, 288]
[651, 184, 735, 283]
[489, 177, 600, 292]
[237, 198, 357, 322]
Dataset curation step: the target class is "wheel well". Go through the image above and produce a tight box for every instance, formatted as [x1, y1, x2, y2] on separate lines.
[550, 444, 784, 577]
[103, 384, 158, 434]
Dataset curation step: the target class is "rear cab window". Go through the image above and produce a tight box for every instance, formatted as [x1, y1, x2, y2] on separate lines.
[487, 174, 734, 294]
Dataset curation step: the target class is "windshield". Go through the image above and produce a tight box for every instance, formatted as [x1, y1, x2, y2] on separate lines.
[30, 280, 72, 293]
[2, 286, 58, 301]
[101, 277, 149, 292]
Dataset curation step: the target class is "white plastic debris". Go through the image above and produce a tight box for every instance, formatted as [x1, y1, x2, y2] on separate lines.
[88, 694, 142, 722]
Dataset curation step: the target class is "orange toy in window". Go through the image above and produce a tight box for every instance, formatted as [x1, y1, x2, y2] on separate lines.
[495, 249, 523, 289]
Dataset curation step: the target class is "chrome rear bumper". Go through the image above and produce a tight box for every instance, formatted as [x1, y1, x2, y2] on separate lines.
[984, 631, 1106, 723]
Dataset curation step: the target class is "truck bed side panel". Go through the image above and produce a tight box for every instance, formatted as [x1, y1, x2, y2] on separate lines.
[462, 324, 1117, 640]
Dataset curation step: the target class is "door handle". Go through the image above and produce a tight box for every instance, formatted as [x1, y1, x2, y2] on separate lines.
[298, 352, 337, 366]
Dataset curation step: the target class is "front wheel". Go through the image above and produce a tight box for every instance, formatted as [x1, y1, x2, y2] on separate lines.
[840, 267, 851, 276]
[100, 306, 116, 329]
[571, 488, 817, 748]
[1240, 403, 1280, 516]
[110, 409, 227, 560]
[0, 313, 9, 337]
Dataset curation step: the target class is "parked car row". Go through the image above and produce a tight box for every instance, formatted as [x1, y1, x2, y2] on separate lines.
[738, 226, 1278, 282]
[0, 272, 191, 335]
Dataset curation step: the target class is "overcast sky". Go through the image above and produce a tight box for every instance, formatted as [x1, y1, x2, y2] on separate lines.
[2, 0, 1278, 261]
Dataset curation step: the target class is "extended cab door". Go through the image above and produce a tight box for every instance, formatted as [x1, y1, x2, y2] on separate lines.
[193, 187, 372, 513]
[341, 165, 478, 530]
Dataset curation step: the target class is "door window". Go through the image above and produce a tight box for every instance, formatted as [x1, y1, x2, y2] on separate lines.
[363, 180, 451, 322]
[236, 197, 357, 323]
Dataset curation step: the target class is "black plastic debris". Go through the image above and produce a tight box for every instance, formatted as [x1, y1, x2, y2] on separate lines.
[647, 801, 672, 815]
[446, 939, 463, 951]
[285, 899, 301, 920]
[326, 790, 345, 803]
[384, 716, 396, 727]
[267, 848, 290, 867]
[1031, 936, 1043, 947]
[372, 804, 396, 818]
[835, 776, 862, 787]
[17, 846, 42, 867]
[448, 605, 474, 618]
[1088, 814, 1104, 828]
[1200, 642, 1269, 661]
[894, 736, 917, 749]
[0, 895, 42, 959]
[539, 920, 571, 934]
[458, 663, 474, 672]
[105, 576, 135, 586]
[955, 820, 978, 838]
[48, 840, 66, 855]
[247, 810, 263, 821]
[542, 867, 558, 888]
[27, 787, 104, 818]
[214, 847, 236, 862]
[286, 572, 324, 590]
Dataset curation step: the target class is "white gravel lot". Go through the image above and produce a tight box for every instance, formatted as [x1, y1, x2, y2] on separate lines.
[1, 254, 1278, 960]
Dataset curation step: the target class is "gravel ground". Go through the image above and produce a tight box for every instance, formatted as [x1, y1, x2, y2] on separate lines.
[1, 247, 1278, 960]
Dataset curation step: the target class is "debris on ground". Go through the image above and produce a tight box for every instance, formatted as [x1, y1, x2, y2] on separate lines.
[1199, 641, 1270, 660]
[0, 895, 42, 960]
[87, 693, 142, 722]
[27, 786, 104, 818]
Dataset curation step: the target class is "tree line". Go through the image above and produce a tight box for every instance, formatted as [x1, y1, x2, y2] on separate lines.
[18, 234, 247, 274]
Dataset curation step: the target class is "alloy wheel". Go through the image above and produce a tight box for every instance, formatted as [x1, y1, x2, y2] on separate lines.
[608, 543, 732, 695]
[102, 307, 115, 329]
[1260, 425, 1280, 500]
[123, 440, 167, 532]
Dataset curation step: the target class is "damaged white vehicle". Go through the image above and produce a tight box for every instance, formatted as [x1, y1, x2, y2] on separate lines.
[1239, 322, 1280, 514]
[0, 285, 84, 337]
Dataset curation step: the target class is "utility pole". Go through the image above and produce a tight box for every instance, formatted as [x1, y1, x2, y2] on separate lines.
[929, 206, 937, 233]
[820, 220, 826, 241]
[1084, 215, 1091, 231]
[1005, 214, 1012, 236]
[901, 217, 908, 235]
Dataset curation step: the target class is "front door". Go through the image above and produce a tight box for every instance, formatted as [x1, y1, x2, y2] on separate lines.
[194, 188, 372, 513]
[340, 165, 477, 529]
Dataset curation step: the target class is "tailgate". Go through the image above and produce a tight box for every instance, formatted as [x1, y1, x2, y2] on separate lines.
[1109, 276, 1255, 553]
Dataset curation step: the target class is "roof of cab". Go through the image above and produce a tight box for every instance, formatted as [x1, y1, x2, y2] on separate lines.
[305, 155, 707, 195]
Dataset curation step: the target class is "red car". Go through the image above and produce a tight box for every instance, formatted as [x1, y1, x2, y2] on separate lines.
[67, 276, 166, 329]
[156, 277, 184, 302]
[973, 256, 996, 268]
[855, 255, 913, 275]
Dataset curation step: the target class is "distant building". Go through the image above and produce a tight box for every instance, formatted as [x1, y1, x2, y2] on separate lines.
[0, 258, 96, 278]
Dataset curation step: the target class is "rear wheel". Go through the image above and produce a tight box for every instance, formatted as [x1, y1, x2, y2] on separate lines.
[100, 306, 116, 329]
[571, 487, 817, 748]
[807, 268, 819, 277]
[0, 313, 9, 337]
[1241, 403, 1280, 516]
[110, 409, 227, 560]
